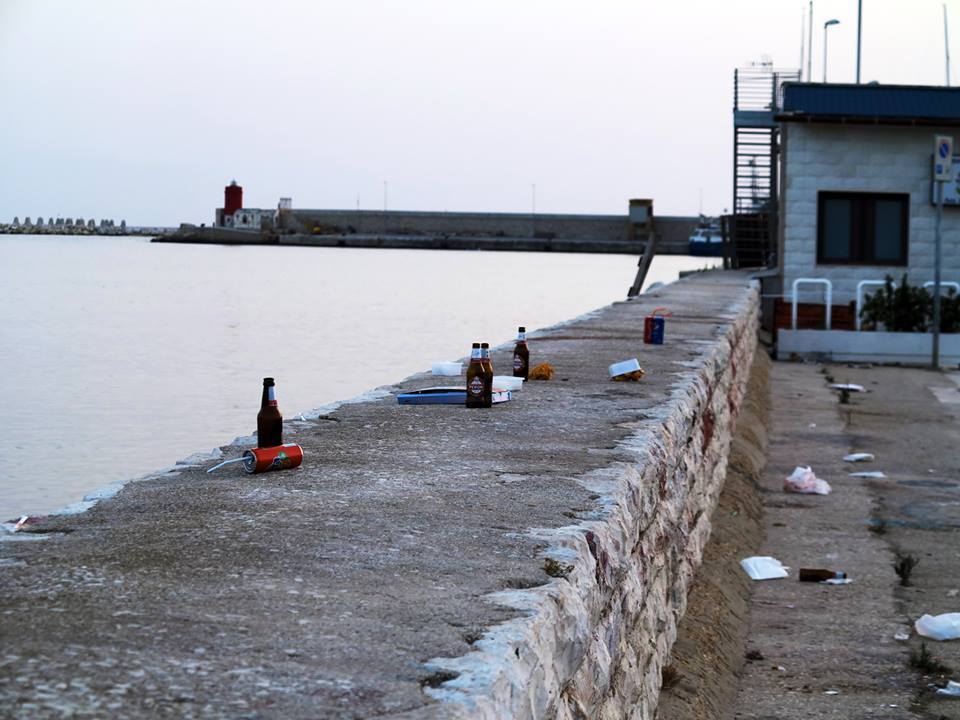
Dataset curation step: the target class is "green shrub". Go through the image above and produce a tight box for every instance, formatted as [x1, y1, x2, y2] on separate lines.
[860, 275, 960, 333]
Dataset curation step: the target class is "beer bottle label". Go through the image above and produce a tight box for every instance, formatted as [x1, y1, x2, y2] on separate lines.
[513, 354, 525, 371]
[267, 386, 277, 406]
[468, 376, 484, 396]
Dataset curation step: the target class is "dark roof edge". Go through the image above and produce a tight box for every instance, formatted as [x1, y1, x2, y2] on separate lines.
[781, 81, 960, 93]
[776, 112, 960, 128]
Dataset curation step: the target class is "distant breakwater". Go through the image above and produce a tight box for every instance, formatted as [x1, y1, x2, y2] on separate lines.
[156, 210, 700, 255]
[2, 224, 169, 237]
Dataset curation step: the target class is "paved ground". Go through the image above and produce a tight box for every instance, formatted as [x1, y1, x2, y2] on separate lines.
[0, 272, 753, 719]
[659, 359, 960, 720]
[735, 361, 960, 719]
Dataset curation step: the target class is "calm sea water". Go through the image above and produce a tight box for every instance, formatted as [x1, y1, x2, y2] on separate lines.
[0, 235, 718, 519]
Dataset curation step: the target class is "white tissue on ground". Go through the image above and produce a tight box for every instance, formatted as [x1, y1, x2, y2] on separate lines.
[740, 556, 789, 580]
[916, 613, 960, 641]
[784, 466, 831, 495]
[937, 681, 960, 697]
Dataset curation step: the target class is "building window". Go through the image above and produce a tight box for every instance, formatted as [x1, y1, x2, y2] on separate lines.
[816, 191, 909, 265]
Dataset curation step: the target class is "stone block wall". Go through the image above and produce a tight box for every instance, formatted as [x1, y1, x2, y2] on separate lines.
[425, 284, 759, 719]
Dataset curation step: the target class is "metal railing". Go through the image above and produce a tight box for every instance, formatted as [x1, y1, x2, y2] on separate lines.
[854, 279, 896, 331]
[733, 67, 802, 112]
[791, 278, 833, 330]
[924, 280, 960, 294]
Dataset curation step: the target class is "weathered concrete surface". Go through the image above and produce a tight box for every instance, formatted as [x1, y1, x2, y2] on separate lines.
[732, 362, 960, 719]
[0, 271, 757, 719]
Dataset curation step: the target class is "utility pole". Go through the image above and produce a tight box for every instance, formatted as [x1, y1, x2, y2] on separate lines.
[934, 178, 944, 368]
[531, 183, 537, 238]
[856, 0, 863, 83]
[946, 3, 953, 87]
[800, 7, 807, 80]
[933, 134, 953, 368]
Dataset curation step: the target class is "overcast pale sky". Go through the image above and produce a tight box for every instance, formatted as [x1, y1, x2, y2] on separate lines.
[1, 1, 956, 225]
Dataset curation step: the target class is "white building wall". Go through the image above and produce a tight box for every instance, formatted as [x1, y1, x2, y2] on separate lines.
[782, 123, 960, 304]
[224, 208, 275, 230]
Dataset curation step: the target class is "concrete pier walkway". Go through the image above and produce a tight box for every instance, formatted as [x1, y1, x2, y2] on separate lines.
[1, 271, 755, 719]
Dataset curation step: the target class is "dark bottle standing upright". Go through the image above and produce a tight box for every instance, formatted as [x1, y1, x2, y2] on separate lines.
[513, 326, 529, 380]
[257, 377, 283, 447]
[480, 342, 494, 408]
[466, 343, 485, 408]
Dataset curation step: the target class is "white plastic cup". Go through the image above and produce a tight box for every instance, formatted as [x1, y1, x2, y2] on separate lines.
[493, 375, 523, 391]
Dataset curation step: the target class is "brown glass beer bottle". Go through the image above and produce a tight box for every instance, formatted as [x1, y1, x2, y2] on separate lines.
[466, 343, 485, 408]
[257, 377, 283, 447]
[513, 326, 529, 380]
[480, 342, 494, 408]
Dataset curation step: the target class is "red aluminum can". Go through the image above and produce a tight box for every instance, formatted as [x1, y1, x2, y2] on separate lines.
[242, 443, 304, 474]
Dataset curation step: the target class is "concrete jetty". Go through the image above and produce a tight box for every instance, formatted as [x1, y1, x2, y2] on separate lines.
[0, 271, 757, 719]
[153, 211, 701, 255]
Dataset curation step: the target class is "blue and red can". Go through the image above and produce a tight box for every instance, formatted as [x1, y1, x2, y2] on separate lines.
[643, 307, 669, 345]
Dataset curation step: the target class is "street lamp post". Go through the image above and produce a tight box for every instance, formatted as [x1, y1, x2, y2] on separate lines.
[824, 19, 840, 83]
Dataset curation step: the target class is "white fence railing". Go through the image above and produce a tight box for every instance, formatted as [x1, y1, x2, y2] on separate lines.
[791, 278, 833, 330]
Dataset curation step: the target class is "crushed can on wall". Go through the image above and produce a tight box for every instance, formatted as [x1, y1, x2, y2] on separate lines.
[207, 443, 304, 475]
[242, 444, 304, 473]
[643, 307, 669, 345]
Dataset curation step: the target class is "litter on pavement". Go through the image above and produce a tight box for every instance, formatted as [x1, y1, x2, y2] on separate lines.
[843, 453, 875, 462]
[741, 556, 789, 580]
[915, 613, 960, 641]
[608, 358, 644, 381]
[849, 471, 886, 478]
[830, 383, 865, 392]
[937, 681, 960, 697]
[784, 466, 832, 495]
[527, 363, 555, 381]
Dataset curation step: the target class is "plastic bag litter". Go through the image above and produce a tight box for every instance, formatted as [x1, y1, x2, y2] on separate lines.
[937, 681, 960, 697]
[784, 466, 831, 495]
[915, 613, 960, 641]
[849, 471, 886, 478]
[740, 556, 789, 580]
[844, 453, 875, 462]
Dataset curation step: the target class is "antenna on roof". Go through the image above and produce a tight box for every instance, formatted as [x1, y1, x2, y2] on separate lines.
[945, 3, 953, 87]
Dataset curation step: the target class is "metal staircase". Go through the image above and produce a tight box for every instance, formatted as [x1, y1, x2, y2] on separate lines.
[725, 66, 800, 269]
